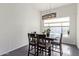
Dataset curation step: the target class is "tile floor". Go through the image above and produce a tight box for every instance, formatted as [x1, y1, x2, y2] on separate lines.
[2, 44, 79, 56]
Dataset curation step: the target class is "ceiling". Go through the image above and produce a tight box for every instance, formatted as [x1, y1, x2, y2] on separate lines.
[31, 3, 71, 11]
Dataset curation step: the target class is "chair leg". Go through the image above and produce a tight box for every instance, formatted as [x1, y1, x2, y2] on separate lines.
[34, 46, 36, 56]
[45, 48, 46, 56]
[39, 48, 41, 53]
[28, 45, 30, 56]
[48, 47, 51, 56]
[60, 45, 62, 56]
[37, 47, 39, 56]
[41, 48, 43, 55]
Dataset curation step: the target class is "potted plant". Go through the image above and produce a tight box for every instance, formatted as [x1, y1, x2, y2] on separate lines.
[42, 28, 51, 37]
[46, 28, 51, 37]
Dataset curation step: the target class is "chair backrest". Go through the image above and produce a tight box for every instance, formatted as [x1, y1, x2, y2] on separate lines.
[37, 34, 47, 45]
[28, 33, 37, 43]
[54, 33, 63, 44]
[60, 33, 63, 44]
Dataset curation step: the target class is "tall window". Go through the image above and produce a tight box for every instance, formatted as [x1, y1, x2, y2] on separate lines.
[43, 17, 70, 38]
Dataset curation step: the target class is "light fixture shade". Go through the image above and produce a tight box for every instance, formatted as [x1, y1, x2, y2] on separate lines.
[42, 13, 56, 20]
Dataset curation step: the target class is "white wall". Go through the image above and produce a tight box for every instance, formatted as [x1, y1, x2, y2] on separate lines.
[0, 3, 40, 55]
[41, 4, 77, 45]
[77, 4, 79, 48]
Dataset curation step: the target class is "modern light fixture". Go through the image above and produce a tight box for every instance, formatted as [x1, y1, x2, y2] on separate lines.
[42, 3, 56, 20]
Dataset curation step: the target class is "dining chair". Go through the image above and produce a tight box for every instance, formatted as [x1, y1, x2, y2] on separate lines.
[51, 33, 63, 56]
[37, 34, 51, 56]
[28, 33, 37, 56]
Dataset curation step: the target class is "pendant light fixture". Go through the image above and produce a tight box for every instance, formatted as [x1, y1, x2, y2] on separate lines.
[42, 3, 56, 20]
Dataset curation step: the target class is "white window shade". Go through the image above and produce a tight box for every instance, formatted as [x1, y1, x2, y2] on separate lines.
[44, 17, 70, 23]
[44, 23, 62, 26]
[62, 22, 70, 26]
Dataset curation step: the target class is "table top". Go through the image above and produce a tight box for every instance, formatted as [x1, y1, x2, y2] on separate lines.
[30, 33, 58, 41]
[45, 37, 57, 41]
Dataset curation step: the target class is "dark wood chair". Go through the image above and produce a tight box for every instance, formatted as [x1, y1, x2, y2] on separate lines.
[37, 34, 51, 56]
[51, 33, 63, 56]
[28, 33, 37, 56]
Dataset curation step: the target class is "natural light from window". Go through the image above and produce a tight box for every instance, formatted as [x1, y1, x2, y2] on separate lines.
[43, 17, 70, 38]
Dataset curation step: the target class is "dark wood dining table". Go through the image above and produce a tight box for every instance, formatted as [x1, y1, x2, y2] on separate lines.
[35, 33, 57, 41]
[45, 37, 57, 41]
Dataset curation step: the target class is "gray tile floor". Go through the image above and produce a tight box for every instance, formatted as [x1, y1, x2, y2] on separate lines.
[2, 44, 79, 56]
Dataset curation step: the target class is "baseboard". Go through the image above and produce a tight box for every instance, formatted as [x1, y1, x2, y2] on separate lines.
[1, 43, 28, 56]
[62, 43, 77, 46]
[77, 45, 79, 49]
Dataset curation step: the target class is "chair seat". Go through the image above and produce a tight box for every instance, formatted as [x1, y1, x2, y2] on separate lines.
[30, 40, 37, 45]
[51, 41, 60, 45]
[38, 43, 51, 48]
